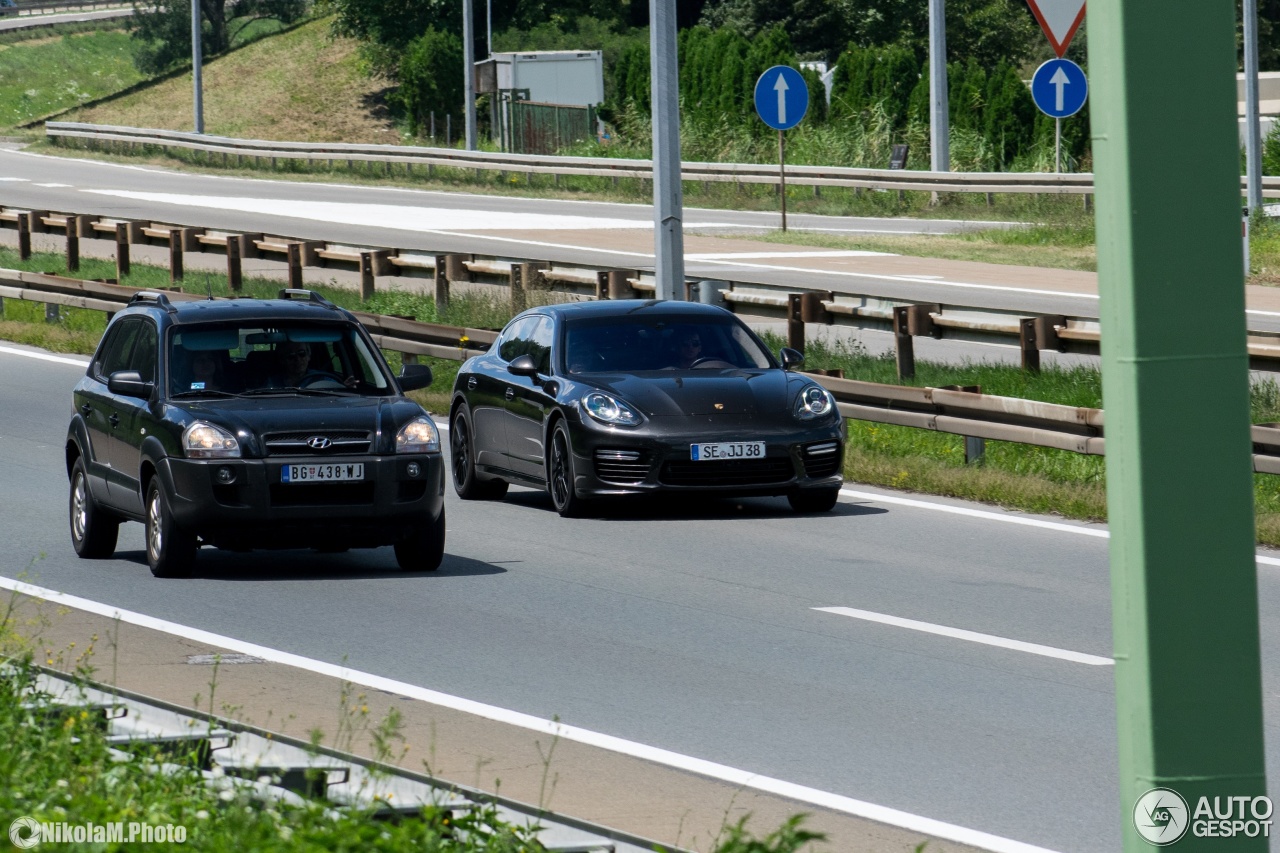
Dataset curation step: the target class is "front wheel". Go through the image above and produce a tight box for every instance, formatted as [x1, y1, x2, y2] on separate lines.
[395, 507, 446, 572]
[451, 407, 508, 500]
[788, 487, 841, 513]
[547, 422, 588, 517]
[146, 478, 196, 578]
[69, 458, 119, 559]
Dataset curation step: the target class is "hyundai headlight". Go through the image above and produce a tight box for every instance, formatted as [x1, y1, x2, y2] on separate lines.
[794, 385, 836, 421]
[583, 392, 643, 427]
[183, 422, 241, 459]
[396, 415, 441, 453]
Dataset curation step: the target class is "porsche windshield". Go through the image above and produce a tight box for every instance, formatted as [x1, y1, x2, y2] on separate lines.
[561, 315, 774, 374]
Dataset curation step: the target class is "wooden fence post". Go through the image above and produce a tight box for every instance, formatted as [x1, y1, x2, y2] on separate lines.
[287, 242, 303, 289]
[168, 229, 184, 283]
[226, 235, 241, 292]
[17, 212, 30, 260]
[65, 218, 79, 272]
[115, 223, 130, 279]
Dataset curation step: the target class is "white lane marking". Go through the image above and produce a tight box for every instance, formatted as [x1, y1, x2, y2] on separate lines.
[36, 183, 71, 188]
[0, 344, 89, 367]
[0, 177, 29, 182]
[814, 606, 1113, 666]
[84, 190, 739, 234]
[0, 577, 1057, 853]
[684, 250, 895, 260]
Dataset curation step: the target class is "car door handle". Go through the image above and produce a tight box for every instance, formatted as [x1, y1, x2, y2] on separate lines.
[108, 414, 119, 428]
[80, 403, 92, 416]
[467, 376, 478, 390]
[504, 387, 515, 401]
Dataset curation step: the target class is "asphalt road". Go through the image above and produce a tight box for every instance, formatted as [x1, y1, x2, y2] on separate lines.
[5, 342, 1280, 851]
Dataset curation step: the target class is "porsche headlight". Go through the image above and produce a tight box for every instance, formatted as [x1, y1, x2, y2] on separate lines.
[794, 385, 836, 421]
[183, 422, 241, 459]
[396, 415, 441, 453]
[583, 392, 643, 427]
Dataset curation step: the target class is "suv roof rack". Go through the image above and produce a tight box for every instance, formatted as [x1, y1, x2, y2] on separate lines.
[128, 291, 178, 313]
[277, 289, 338, 310]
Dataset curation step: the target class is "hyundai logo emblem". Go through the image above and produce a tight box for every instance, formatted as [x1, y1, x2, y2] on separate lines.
[306, 436, 332, 450]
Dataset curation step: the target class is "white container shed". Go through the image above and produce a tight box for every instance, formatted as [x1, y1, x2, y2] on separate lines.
[485, 51, 604, 107]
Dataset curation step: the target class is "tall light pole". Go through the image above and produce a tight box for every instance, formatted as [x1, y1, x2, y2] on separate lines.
[463, 0, 477, 150]
[1244, 0, 1263, 213]
[191, 0, 203, 133]
[650, 0, 684, 300]
[928, 0, 949, 172]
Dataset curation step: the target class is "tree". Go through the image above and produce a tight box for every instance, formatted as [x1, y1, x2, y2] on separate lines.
[130, 0, 308, 74]
[395, 27, 465, 135]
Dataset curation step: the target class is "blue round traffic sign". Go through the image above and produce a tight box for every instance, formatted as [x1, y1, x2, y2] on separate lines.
[1030, 58, 1087, 118]
[754, 66, 809, 131]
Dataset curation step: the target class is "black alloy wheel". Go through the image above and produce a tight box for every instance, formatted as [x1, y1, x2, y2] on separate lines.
[788, 486, 841, 513]
[450, 407, 508, 500]
[394, 506, 446, 571]
[145, 478, 197, 578]
[548, 421, 587, 517]
[69, 457, 119, 559]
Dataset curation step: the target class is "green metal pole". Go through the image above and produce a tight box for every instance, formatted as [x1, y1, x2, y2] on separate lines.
[1091, 2, 1268, 850]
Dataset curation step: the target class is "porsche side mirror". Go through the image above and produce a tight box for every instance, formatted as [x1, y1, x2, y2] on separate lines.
[108, 370, 154, 399]
[398, 362, 433, 392]
[779, 348, 805, 371]
[507, 354, 540, 377]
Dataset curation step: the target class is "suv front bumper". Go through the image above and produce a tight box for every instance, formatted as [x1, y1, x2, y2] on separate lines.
[160, 454, 444, 549]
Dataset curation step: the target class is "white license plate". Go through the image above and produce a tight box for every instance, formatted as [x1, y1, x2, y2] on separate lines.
[282, 463, 365, 483]
[690, 441, 766, 461]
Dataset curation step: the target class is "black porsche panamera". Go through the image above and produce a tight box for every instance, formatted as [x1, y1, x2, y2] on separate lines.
[448, 300, 846, 516]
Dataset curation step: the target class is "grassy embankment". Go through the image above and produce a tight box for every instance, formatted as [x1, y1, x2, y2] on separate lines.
[5, 244, 1280, 544]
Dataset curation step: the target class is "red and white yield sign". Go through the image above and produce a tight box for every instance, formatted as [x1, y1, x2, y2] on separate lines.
[1025, 0, 1087, 57]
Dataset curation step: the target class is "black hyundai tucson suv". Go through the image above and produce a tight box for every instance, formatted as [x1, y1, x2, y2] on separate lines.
[66, 289, 446, 577]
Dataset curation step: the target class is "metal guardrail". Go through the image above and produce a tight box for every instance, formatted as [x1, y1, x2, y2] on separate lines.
[0, 0, 128, 17]
[48, 122, 1280, 198]
[8, 204, 1280, 378]
[6, 268, 1280, 475]
[14, 665, 672, 853]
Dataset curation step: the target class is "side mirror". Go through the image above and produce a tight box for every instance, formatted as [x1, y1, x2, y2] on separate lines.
[779, 348, 805, 371]
[398, 362, 433, 392]
[108, 370, 154, 399]
[507, 354, 540, 378]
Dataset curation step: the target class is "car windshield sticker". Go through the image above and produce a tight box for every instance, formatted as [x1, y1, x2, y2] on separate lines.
[191, 381, 205, 390]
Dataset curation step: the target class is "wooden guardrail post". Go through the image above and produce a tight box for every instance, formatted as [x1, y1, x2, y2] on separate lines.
[512, 261, 548, 314]
[17, 212, 31, 260]
[287, 242, 303, 289]
[444, 253, 472, 283]
[433, 254, 450, 314]
[359, 252, 376, 301]
[115, 223, 130, 279]
[225, 235, 241, 292]
[28, 210, 48, 234]
[168, 228, 184, 283]
[1019, 318, 1041, 373]
[787, 294, 805, 352]
[800, 291, 831, 325]
[893, 305, 915, 379]
[65, 218, 80, 272]
[606, 270, 632, 299]
[180, 227, 204, 252]
[595, 271, 608, 299]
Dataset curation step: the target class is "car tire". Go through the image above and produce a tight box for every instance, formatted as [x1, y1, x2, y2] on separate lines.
[450, 407, 508, 500]
[548, 421, 588, 517]
[394, 506, 445, 572]
[69, 458, 119, 559]
[788, 487, 841, 513]
[145, 478, 196, 578]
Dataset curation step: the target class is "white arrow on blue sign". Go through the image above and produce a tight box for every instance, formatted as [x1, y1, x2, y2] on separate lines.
[754, 65, 808, 131]
[1030, 58, 1088, 119]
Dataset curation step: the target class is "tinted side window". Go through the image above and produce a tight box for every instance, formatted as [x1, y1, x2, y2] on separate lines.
[96, 318, 143, 381]
[528, 316, 553, 374]
[129, 321, 159, 383]
[497, 318, 537, 363]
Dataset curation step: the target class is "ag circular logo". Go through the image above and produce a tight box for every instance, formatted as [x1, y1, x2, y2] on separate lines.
[1134, 788, 1190, 845]
[9, 816, 41, 849]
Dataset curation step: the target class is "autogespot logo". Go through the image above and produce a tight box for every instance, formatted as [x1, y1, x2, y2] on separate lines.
[9, 817, 41, 849]
[1135, 788, 1191, 845]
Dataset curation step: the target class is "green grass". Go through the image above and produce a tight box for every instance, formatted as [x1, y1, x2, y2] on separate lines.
[0, 30, 146, 130]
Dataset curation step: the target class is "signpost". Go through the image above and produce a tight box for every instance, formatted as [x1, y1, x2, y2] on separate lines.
[1024, 0, 1087, 58]
[754, 66, 808, 231]
[1031, 58, 1088, 171]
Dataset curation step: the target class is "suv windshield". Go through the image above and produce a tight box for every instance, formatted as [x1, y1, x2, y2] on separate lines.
[562, 314, 774, 374]
[167, 323, 394, 397]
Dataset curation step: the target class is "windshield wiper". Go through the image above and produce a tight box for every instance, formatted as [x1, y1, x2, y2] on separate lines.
[239, 386, 351, 397]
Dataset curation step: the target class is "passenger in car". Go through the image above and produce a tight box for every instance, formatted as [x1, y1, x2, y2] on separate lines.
[173, 348, 230, 392]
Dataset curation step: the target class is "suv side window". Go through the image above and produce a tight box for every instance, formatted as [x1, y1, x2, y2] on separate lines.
[129, 321, 159, 383]
[95, 318, 143, 382]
